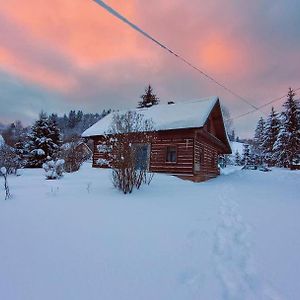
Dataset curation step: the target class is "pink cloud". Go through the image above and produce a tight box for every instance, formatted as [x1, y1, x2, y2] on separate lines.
[0, 0, 300, 137]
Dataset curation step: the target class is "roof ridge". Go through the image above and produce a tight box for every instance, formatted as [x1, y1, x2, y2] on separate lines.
[134, 96, 218, 110]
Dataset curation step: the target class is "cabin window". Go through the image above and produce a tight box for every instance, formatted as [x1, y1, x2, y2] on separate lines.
[166, 146, 177, 163]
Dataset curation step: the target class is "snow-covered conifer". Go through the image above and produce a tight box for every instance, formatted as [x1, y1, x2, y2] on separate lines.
[252, 117, 265, 165]
[262, 107, 280, 166]
[137, 85, 159, 108]
[48, 117, 62, 154]
[234, 150, 241, 166]
[242, 144, 251, 166]
[273, 88, 300, 168]
[26, 112, 62, 168]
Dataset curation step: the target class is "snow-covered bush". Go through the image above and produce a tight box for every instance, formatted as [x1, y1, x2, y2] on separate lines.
[42, 159, 65, 180]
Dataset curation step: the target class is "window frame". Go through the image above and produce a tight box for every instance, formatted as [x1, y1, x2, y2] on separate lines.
[165, 145, 177, 164]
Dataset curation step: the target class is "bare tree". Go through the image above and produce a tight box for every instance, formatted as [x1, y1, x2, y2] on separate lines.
[0, 145, 22, 175]
[220, 106, 235, 167]
[103, 111, 156, 194]
[221, 105, 234, 137]
[62, 138, 90, 173]
[0, 167, 11, 200]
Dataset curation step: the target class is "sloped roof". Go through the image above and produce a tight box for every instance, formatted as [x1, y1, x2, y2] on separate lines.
[82, 96, 219, 137]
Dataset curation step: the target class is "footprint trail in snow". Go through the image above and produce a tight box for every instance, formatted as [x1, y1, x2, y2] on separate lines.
[213, 183, 283, 300]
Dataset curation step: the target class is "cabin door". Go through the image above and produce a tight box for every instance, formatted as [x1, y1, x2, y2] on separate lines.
[134, 144, 150, 170]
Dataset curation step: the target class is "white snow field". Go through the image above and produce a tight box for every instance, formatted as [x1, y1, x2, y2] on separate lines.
[0, 164, 299, 300]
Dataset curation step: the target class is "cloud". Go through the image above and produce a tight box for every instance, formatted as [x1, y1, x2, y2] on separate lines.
[0, 0, 300, 137]
[0, 12, 78, 91]
[0, 70, 67, 125]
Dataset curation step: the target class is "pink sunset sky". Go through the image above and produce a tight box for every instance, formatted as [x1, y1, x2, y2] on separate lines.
[0, 0, 299, 137]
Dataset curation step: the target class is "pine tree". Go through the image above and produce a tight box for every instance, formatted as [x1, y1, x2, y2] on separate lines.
[14, 134, 29, 168]
[234, 150, 241, 166]
[68, 110, 77, 128]
[137, 85, 159, 108]
[48, 118, 62, 157]
[76, 110, 83, 123]
[242, 144, 251, 166]
[273, 88, 300, 168]
[230, 130, 235, 142]
[252, 117, 265, 165]
[262, 107, 280, 166]
[26, 112, 62, 168]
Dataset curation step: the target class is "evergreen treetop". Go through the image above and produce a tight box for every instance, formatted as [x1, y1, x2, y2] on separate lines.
[137, 85, 159, 108]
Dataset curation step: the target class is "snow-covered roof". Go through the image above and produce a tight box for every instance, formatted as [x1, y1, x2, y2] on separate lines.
[82, 97, 219, 137]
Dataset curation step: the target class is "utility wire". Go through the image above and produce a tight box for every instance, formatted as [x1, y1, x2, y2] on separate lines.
[229, 87, 300, 121]
[92, 0, 259, 111]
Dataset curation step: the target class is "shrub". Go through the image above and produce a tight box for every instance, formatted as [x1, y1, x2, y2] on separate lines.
[42, 159, 65, 180]
[62, 139, 91, 173]
[104, 111, 156, 194]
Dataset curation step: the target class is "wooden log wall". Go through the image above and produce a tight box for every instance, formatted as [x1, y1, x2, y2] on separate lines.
[92, 137, 110, 168]
[150, 130, 194, 174]
[194, 131, 220, 180]
[91, 128, 222, 181]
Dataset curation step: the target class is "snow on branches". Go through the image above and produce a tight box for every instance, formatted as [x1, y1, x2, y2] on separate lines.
[102, 111, 156, 194]
[42, 159, 65, 180]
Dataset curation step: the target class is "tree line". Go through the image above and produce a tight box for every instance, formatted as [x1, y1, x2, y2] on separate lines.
[234, 88, 300, 169]
[1, 109, 111, 147]
[0, 84, 159, 173]
[0, 109, 111, 173]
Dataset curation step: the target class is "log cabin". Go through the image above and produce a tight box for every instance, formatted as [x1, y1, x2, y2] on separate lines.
[82, 97, 231, 181]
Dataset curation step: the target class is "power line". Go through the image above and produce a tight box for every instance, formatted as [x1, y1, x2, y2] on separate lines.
[229, 87, 300, 121]
[92, 0, 260, 111]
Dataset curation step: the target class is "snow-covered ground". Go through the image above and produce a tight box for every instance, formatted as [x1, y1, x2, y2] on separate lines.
[0, 164, 299, 300]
